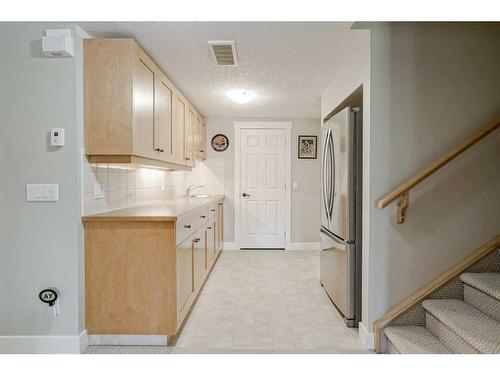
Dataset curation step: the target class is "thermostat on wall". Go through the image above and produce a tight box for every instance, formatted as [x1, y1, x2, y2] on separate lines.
[51, 128, 64, 147]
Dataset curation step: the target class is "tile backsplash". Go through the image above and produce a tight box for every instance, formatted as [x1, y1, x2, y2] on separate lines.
[82, 160, 189, 215]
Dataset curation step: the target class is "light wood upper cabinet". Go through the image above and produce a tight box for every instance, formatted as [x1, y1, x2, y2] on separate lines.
[202, 120, 207, 158]
[172, 94, 186, 165]
[133, 58, 157, 160]
[184, 108, 196, 167]
[155, 78, 172, 162]
[195, 115, 207, 160]
[84, 38, 204, 169]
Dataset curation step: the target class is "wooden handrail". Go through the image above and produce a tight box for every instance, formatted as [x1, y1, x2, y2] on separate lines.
[373, 234, 500, 353]
[377, 119, 500, 223]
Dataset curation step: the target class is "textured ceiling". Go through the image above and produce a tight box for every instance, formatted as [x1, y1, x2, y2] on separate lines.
[78, 22, 366, 119]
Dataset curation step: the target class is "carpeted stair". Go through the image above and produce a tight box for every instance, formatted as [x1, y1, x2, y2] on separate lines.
[384, 272, 500, 354]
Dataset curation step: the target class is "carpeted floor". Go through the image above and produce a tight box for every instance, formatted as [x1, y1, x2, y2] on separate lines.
[84, 345, 371, 354]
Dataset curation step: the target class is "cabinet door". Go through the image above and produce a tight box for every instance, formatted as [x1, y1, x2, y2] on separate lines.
[184, 108, 195, 167]
[172, 95, 186, 165]
[207, 221, 216, 266]
[193, 228, 206, 290]
[155, 78, 172, 162]
[217, 202, 224, 251]
[201, 120, 207, 160]
[133, 58, 157, 160]
[195, 116, 203, 159]
[176, 235, 194, 314]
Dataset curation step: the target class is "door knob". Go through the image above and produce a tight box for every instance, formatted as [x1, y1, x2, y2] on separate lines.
[242, 193, 251, 197]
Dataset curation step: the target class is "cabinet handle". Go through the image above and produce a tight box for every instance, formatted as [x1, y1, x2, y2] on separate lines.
[193, 238, 200, 243]
[154, 148, 160, 152]
[210, 209, 215, 212]
[207, 226, 212, 230]
[184, 225, 191, 229]
[200, 215, 206, 218]
[185, 157, 191, 161]
[199, 149, 204, 153]
[159, 149, 164, 153]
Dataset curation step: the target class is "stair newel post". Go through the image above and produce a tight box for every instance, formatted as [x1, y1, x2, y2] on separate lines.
[396, 190, 410, 224]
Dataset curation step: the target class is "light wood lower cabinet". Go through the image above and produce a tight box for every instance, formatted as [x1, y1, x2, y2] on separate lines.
[85, 221, 177, 335]
[84, 199, 224, 336]
[176, 234, 194, 317]
[207, 220, 216, 266]
[193, 227, 206, 291]
[217, 202, 224, 251]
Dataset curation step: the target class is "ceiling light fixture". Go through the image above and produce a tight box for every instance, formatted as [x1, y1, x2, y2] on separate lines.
[226, 89, 257, 104]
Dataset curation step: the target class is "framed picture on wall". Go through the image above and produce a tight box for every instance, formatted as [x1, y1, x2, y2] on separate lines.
[298, 135, 317, 159]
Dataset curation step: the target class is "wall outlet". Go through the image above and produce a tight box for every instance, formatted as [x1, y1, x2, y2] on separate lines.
[292, 181, 298, 190]
[93, 182, 105, 199]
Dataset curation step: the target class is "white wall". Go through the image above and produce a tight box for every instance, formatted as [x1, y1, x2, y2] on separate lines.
[367, 22, 500, 330]
[198, 118, 321, 246]
[0, 23, 86, 353]
[82, 162, 189, 215]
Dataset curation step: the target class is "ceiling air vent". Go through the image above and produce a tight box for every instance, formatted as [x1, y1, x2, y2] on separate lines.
[208, 40, 238, 66]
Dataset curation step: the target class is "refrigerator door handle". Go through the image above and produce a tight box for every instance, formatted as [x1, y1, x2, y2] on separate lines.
[321, 229, 348, 252]
[327, 129, 335, 220]
[321, 127, 331, 220]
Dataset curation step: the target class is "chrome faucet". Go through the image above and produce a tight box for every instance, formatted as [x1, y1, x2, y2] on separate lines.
[187, 184, 204, 197]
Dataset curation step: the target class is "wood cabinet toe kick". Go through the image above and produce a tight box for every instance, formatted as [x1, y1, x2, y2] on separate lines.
[83, 197, 224, 338]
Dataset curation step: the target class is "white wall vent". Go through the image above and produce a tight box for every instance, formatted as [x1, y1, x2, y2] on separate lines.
[208, 40, 238, 66]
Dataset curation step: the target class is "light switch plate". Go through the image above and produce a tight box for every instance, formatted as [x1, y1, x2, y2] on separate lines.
[93, 182, 105, 199]
[26, 184, 59, 202]
[292, 181, 298, 190]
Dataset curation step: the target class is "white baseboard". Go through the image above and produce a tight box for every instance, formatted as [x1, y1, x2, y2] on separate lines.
[0, 333, 85, 354]
[222, 242, 238, 250]
[358, 322, 374, 350]
[287, 242, 320, 251]
[79, 330, 89, 353]
[88, 335, 168, 346]
[222, 242, 320, 251]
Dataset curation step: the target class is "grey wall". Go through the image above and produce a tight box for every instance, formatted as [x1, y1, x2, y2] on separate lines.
[0, 23, 85, 339]
[204, 118, 321, 244]
[367, 23, 500, 328]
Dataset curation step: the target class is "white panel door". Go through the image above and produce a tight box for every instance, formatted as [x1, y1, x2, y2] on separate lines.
[240, 129, 286, 248]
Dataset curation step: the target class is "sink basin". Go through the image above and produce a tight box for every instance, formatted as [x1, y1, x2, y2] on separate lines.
[189, 194, 218, 198]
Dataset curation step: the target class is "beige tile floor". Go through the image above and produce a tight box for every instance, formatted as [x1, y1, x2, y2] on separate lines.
[175, 250, 368, 353]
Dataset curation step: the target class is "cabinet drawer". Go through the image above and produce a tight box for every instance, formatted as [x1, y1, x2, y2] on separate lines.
[208, 202, 218, 221]
[176, 207, 209, 245]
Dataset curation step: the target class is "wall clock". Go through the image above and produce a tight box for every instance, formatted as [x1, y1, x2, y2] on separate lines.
[211, 134, 229, 152]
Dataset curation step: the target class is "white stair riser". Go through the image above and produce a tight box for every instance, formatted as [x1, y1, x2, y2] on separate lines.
[425, 313, 478, 354]
[464, 285, 500, 321]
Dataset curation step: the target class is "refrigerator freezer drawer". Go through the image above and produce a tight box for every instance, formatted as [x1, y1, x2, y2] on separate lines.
[320, 229, 355, 319]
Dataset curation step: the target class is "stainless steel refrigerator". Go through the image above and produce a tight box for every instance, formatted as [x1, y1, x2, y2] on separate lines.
[320, 106, 362, 327]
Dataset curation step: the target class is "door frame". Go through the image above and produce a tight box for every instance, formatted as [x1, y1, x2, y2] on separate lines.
[234, 121, 292, 250]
